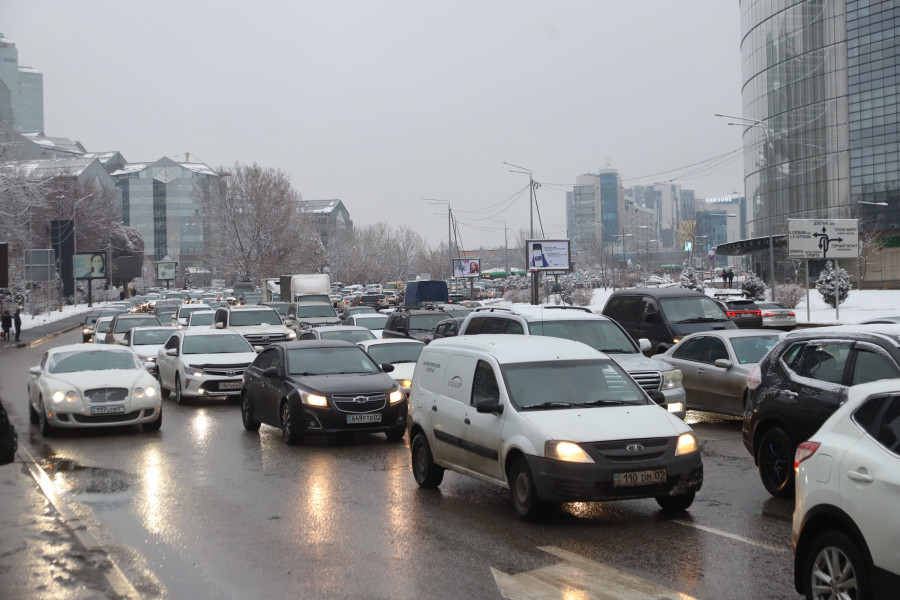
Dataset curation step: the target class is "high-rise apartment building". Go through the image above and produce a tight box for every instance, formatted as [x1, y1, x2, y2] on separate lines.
[736, 0, 900, 284]
[0, 33, 44, 133]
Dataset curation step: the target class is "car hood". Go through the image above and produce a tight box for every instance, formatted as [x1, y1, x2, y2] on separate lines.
[605, 352, 671, 372]
[518, 404, 690, 442]
[286, 372, 396, 394]
[179, 352, 257, 366]
[132, 344, 164, 358]
[44, 369, 155, 391]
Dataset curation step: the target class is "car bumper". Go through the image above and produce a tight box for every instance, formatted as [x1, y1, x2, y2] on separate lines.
[183, 374, 245, 398]
[45, 401, 162, 428]
[297, 401, 408, 435]
[526, 451, 703, 503]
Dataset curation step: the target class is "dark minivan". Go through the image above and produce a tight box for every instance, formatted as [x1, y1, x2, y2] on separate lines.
[602, 288, 736, 355]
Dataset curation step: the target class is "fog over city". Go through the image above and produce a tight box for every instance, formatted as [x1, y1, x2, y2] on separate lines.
[3, 0, 744, 248]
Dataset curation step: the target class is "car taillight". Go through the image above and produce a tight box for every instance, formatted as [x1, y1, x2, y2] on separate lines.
[762, 312, 775, 317]
[727, 311, 737, 317]
[787, 312, 795, 316]
[747, 365, 762, 390]
[794, 441, 820, 473]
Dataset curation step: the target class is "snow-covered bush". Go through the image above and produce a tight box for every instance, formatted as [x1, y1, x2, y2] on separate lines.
[775, 283, 805, 309]
[740, 272, 767, 301]
[816, 260, 850, 308]
[679, 267, 704, 291]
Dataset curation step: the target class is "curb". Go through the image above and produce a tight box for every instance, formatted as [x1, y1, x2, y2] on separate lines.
[16, 444, 141, 599]
[15, 323, 84, 349]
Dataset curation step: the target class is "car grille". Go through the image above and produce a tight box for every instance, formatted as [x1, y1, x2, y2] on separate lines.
[592, 437, 670, 462]
[243, 333, 289, 345]
[191, 363, 248, 377]
[332, 393, 387, 413]
[83, 388, 129, 403]
[628, 371, 662, 392]
[72, 410, 142, 423]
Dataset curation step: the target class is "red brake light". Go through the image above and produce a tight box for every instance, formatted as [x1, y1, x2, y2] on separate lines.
[762, 312, 775, 317]
[794, 441, 820, 473]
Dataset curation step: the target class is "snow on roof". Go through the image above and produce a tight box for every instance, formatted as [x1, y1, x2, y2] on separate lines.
[301, 199, 341, 213]
[110, 161, 217, 177]
[180, 162, 217, 176]
[4, 158, 97, 178]
[111, 163, 151, 176]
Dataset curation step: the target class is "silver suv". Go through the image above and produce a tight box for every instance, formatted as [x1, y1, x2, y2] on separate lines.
[458, 305, 686, 418]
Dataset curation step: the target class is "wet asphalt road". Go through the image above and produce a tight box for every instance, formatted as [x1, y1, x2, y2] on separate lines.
[2, 328, 803, 599]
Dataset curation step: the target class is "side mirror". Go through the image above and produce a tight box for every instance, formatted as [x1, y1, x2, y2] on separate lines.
[714, 358, 733, 369]
[476, 400, 504, 415]
[215, 322, 224, 329]
[29, 366, 41, 376]
[647, 390, 666, 405]
[104, 327, 112, 333]
[262, 366, 279, 377]
[254, 345, 264, 353]
[638, 338, 652, 353]
[144, 361, 157, 374]
[166, 348, 178, 357]
[381, 363, 395, 373]
[284, 319, 294, 328]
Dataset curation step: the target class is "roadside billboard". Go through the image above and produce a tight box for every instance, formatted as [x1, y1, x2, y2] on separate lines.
[452, 258, 481, 278]
[157, 261, 177, 280]
[72, 252, 108, 279]
[526, 240, 571, 271]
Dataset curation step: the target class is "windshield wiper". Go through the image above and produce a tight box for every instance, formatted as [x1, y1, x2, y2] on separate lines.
[581, 399, 629, 407]
[598, 348, 629, 354]
[675, 317, 726, 323]
[522, 401, 578, 410]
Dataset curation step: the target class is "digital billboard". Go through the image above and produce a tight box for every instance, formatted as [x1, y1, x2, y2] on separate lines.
[72, 253, 108, 279]
[526, 240, 571, 271]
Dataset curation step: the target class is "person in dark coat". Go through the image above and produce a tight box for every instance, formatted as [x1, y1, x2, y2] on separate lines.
[13, 308, 22, 342]
[1, 311, 10, 341]
[727, 269, 735, 287]
[721, 270, 728, 288]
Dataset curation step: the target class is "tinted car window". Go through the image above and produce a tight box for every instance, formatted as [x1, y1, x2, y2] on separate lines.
[605, 296, 643, 323]
[852, 349, 900, 385]
[798, 344, 850, 385]
[729, 335, 780, 364]
[530, 320, 637, 354]
[877, 398, 900, 451]
[708, 337, 728, 362]
[660, 297, 728, 322]
[672, 336, 708, 362]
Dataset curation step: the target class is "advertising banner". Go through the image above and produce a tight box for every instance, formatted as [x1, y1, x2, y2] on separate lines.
[526, 240, 570, 271]
[72, 253, 108, 279]
[157, 262, 177, 280]
[452, 258, 481, 278]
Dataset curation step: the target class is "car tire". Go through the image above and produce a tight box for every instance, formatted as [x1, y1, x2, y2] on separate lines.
[280, 401, 301, 445]
[411, 432, 443, 488]
[802, 530, 870, 600]
[757, 427, 794, 498]
[159, 374, 171, 398]
[385, 426, 405, 442]
[655, 492, 695, 511]
[508, 456, 544, 521]
[28, 397, 39, 424]
[144, 409, 162, 432]
[241, 393, 261, 431]
[38, 397, 53, 437]
[175, 375, 186, 405]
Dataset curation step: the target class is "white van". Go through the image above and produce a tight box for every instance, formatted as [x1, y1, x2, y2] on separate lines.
[407, 335, 703, 520]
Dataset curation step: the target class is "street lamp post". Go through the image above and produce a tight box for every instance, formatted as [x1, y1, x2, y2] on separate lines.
[503, 162, 542, 303]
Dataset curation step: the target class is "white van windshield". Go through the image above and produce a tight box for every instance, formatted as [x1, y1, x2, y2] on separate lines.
[503, 360, 648, 410]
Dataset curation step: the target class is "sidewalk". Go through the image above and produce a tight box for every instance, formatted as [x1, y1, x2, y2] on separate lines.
[0, 308, 92, 350]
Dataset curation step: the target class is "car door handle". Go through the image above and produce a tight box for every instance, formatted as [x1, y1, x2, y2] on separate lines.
[780, 391, 799, 398]
[847, 469, 874, 483]
[431, 405, 437, 412]
[697, 369, 706, 375]
[464, 418, 471, 425]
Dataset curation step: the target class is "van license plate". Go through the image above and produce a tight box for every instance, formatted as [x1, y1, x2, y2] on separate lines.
[612, 469, 667, 487]
[90, 405, 126, 415]
[347, 414, 381, 424]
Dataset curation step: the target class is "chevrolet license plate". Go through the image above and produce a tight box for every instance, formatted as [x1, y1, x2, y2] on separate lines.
[347, 414, 381, 424]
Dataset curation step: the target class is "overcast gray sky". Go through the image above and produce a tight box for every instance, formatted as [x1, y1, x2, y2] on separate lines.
[3, 1, 745, 250]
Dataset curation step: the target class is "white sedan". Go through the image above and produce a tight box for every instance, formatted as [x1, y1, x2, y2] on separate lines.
[156, 329, 259, 404]
[27, 345, 162, 435]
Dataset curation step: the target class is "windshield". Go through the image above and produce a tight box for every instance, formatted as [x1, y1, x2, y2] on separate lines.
[320, 330, 376, 343]
[182, 334, 252, 354]
[529, 320, 637, 354]
[133, 329, 175, 345]
[230, 309, 282, 326]
[365, 342, 423, 364]
[287, 347, 380, 375]
[296, 304, 338, 318]
[50, 350, 140, 373]
[187, 313, 215, 327]
[114, 317, 160, 333]
[355, 315, 388, 330]
[660, 297, 729, 323]
[729, 334, 781, 364]
[179, 306, 209, 318]
[503, 359, 648, 410]
[409, 313, 450, 332]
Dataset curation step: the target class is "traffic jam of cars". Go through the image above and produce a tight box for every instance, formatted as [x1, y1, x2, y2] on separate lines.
[26, 276, 900, 599]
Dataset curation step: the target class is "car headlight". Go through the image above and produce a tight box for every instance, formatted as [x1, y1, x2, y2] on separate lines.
[401, 379, 412, 389]
[287, 331, 298, 340]
[190, 368, 204, 377]
[52, 390, 79, 404]
[667, 402, 684, 414]
[134, 386, 157, 398]
[661, 369, 683, 389]
[389, 390, 404, 404]
[544, 441, 594, 463]
[82, 328, 91, 334]
[675, 433, 698, 456]
[306, 394, 327, 407]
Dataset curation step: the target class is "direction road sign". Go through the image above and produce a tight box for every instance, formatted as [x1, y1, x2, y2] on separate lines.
[788, 219, 859, 259]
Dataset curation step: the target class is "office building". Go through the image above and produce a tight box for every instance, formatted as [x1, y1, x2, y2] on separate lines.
[0, 33, 44, 133]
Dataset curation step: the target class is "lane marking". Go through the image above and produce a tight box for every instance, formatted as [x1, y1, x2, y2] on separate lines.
[493, 545, 696, 600]
[671, 519, 789, 554]
[17, 445, 142, 599]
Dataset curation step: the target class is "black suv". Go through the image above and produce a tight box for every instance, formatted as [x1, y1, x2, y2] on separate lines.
[743, 324, 900, 497]
[382, 307, 452, 342]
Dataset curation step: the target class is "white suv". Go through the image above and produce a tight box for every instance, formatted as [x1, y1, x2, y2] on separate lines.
[212, 305, 296, 347]
[407, 335, 703, 520]
[792, 379, 900, 599]
[457, 305, 686, 418]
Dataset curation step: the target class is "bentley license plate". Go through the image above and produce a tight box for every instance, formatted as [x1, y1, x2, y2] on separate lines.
[90, 405, 126, 415]
[347, 414, 381, 424]
[612, 469, 667, 488]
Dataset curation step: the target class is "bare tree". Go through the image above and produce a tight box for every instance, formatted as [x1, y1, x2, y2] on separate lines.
[200, 162, 321, 283]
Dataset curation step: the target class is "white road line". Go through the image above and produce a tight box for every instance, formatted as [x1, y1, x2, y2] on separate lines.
[671, 519, 790, 553]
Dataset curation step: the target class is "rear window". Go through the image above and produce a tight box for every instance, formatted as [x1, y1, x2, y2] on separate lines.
[115, 317, 161, 333]
[604, 296, 644, 323]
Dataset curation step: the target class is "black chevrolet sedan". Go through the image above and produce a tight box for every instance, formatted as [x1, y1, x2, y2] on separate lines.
[240, 340, 406, 444]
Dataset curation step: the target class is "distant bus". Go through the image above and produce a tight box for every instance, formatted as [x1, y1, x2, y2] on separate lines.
[384, 281, 404, 291]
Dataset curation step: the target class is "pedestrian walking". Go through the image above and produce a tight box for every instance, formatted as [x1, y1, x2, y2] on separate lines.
[727, 268, 735, 288]
[1, 311, 11, 341]
[720, 269, 728, 288]
[13, 308, 21, 342]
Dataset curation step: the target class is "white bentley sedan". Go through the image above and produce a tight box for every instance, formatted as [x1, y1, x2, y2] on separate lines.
[27, 345, 162, 435]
